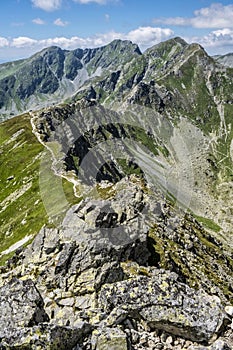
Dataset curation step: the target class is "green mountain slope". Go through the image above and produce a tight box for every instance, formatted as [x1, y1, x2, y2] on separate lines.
[0, 40, 141, 121]
[0, 114, 46, 264]
[68, 38, 233, 241]
[0, 113, 80, 264]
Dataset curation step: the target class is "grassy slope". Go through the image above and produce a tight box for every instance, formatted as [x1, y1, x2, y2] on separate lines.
[0, 113, 79, 265]
[0, 114, 46, 264]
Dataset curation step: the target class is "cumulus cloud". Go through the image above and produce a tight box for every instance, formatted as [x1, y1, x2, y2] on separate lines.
[11, 37, 38, 48]
[31, 0, 62, 11]
[193, 28, 233, 49]
[126, 27, 174, 49]
[154, 3, 233, 28]
[1, 25, 233, 62]
[54, 18, 68, 26]
[1, 27, 229, 55]
[75, 27, 174, 50]
[32, 18, 45, 25]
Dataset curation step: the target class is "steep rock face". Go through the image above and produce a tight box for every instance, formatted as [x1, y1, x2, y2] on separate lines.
[29, 95, 233, 249]
[0, 278, 49, 337]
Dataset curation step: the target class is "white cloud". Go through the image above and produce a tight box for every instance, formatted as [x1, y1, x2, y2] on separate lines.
[212, 28, 233, 37]
[1, 26, 232, 62]
[126, 27, 174, 49]
[193, 28, 233, 49]
[32, 18, 45, 25]
[31, 0, 62, 11]
[54, 18, 68, 26]
[154, 3, 233, 29]
[31, 0, 117, 10]
[193, 3, 233, 28]
[70, 27, 174, 50]
[1, 20, 233, 62]
[11, 37, 38, 48]
[0, 26, 172, 53]
[0, 37, 9, 48]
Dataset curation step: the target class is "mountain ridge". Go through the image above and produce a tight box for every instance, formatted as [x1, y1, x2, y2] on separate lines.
[0, 39, 141, 120]
[214, 52, 233, 68]
[0, 37, 233, 349]
[1, 37, 232, 121]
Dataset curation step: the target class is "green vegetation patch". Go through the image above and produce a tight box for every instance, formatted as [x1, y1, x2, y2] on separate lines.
[0, 113, 78, 265]
[193, 214, 222, 233]
[0, 113, 47, 264]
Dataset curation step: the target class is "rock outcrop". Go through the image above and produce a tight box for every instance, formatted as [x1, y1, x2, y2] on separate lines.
[0, 177, 232, 349]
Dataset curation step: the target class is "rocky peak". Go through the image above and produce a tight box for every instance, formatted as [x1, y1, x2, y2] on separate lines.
[35, 45, 65, 57]
[144, 36, 188, 60]
[108, 38, 142, 55]
[83, 39, 141, 72]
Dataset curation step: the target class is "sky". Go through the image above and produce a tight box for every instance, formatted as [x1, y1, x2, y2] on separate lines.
[0, 0, 233, 62]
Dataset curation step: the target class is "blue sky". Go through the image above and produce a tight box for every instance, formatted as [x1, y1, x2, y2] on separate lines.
[0, 0, 233, 62]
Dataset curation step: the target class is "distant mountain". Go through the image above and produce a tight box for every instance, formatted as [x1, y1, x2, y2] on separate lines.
[0, 37, 233, 349]
[0, 39, 141, 120]
[213, 52, 233, 68]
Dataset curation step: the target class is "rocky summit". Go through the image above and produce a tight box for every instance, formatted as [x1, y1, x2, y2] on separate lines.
[0, 38, 233, 349]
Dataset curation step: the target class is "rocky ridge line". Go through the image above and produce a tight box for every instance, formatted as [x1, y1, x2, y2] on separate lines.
[0, 177, 232, 349]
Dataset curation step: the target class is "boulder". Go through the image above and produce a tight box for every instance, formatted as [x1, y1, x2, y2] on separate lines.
[0, 322, 91, 350]
[0, 278, 48, 339]
[92, 327, 128, 350]
[98, 268, 225, 343]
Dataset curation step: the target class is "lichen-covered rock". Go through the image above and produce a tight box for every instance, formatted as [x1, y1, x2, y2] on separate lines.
[92, 327, 128, 350]
[0, 278, 48, 339]
[0, 177, 232, 349]
[98, 268, 225, 343]
[0, 322, 92, 350]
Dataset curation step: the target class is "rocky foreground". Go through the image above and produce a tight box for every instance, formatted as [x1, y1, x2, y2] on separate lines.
[0, 177, 232, 349]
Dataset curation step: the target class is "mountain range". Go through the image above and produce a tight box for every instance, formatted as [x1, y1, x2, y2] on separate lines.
[0, 37, 233, 349]
[0, 37, 232, 120]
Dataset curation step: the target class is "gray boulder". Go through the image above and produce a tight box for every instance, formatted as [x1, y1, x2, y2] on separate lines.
[98, 267, 225, 343]
[0, 278, 48, 339]
[0, 322, 92, 350]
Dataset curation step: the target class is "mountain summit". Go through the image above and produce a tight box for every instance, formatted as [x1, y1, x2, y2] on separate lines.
[0, 39, 141, 120]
